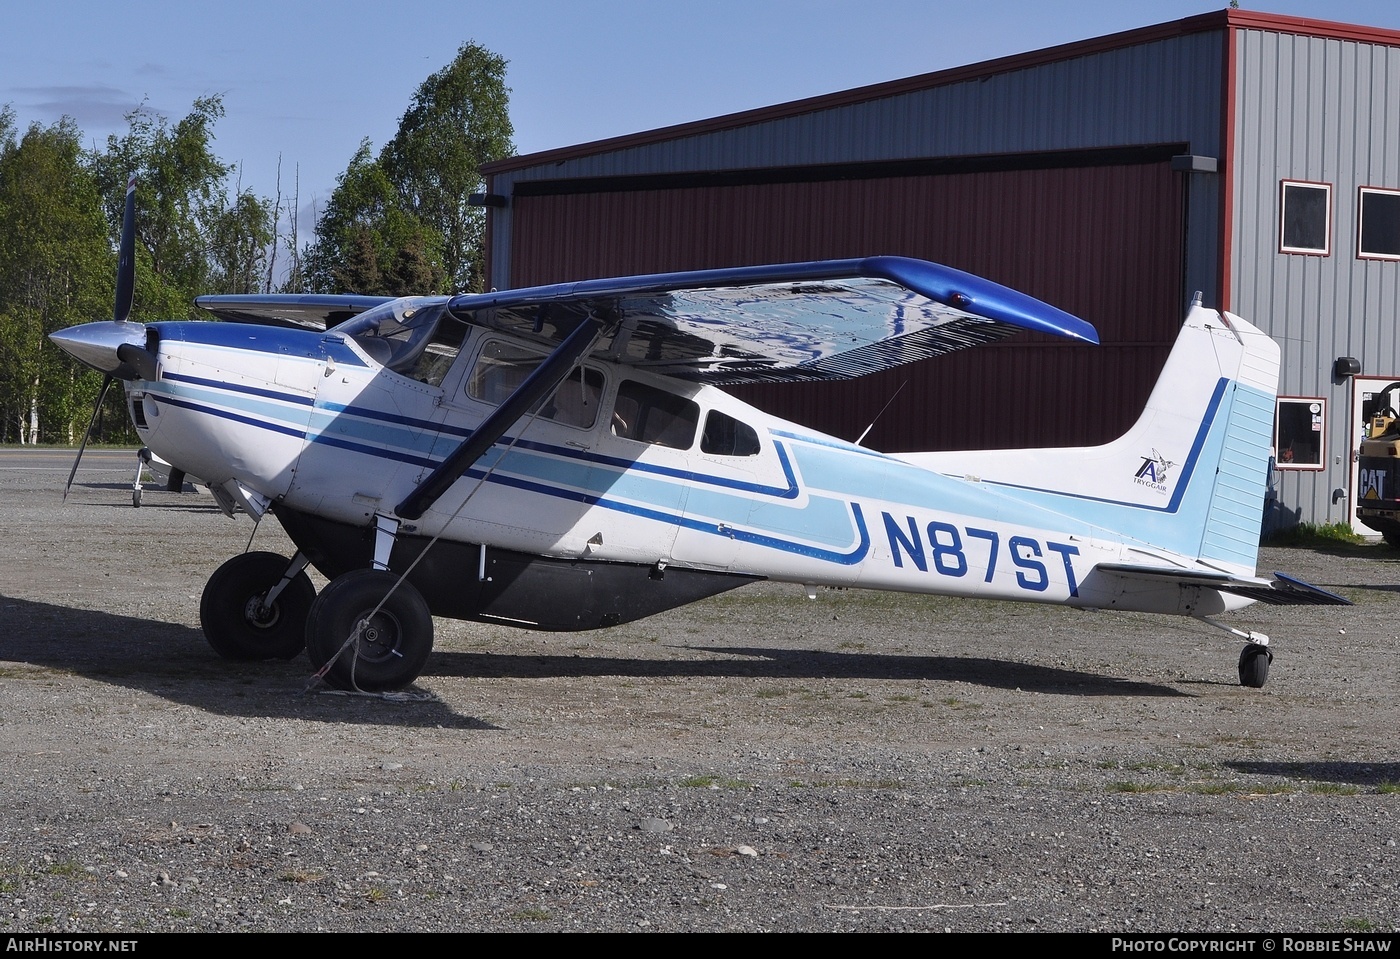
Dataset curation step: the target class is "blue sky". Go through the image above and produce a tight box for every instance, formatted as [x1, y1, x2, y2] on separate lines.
[5, 0, 1400, 223]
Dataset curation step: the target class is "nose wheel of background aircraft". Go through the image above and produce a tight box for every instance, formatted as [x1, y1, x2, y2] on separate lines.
[305, 569, 433, 692]
[200, 551, 316, 660]
[1238, 643, 1273, 688]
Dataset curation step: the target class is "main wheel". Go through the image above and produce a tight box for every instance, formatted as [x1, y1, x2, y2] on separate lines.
[305, 570, 433, 692]
[1238, 644, 1273, 688]
[201, 552, 316, 661]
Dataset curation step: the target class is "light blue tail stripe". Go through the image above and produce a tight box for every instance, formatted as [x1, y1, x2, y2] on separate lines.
[1199, 382, 1272, 569]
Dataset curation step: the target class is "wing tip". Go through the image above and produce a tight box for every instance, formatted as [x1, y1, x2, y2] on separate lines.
[862, 256, 1099, 345]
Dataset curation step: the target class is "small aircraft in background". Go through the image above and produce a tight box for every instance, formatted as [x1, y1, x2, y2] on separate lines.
[50, 178, 1347, 693]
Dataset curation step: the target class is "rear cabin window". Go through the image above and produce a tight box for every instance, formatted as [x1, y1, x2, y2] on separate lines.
[701, 410, 761, 456]
[466, 341, 604, 430]
[612, 380, 699, 450]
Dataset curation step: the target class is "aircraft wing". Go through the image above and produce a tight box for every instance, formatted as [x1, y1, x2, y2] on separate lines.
[195, 294, 393, 331]
[1092, 564, 1352, 606]
[445, 256, 1099, 385]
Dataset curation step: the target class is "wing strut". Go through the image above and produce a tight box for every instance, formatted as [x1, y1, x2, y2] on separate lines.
[395, 316, 606, 521]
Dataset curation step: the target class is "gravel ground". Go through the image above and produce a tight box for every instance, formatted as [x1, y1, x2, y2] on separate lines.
[1, 448, 1398, 933]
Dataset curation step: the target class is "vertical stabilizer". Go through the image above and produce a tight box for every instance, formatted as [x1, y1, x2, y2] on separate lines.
[897, 306, 1281, 575]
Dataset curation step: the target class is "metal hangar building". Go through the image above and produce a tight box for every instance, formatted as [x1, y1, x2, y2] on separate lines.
[479, 8, 1400, 536]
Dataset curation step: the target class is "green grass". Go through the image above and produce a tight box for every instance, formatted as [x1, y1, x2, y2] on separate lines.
[1106, 781, 1164, 793]
[1306, 782, 1361, 795]
[789, 778, 905, 789]
[43, 860, 90, 879]
[680, 774, 752, 789]
[1263, 521, 1366, 548]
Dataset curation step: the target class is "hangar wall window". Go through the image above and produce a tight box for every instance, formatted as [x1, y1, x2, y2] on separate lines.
[1279, 180, 1331, 255]
[1358, 187, 1400, 260]
[1274, 397, 1325, 471]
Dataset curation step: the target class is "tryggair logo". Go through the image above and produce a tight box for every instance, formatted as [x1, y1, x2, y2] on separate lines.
[1134, 449, 1173, 495]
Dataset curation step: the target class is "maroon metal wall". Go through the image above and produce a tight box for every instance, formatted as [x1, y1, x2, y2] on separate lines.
[509, 161, 1183, 451]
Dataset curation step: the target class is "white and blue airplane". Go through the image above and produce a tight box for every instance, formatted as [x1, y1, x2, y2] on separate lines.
[50, 179, 1347, 693]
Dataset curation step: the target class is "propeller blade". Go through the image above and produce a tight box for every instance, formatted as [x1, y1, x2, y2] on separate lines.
[63, 374, 115, 501]
[113, 176, 136, 325]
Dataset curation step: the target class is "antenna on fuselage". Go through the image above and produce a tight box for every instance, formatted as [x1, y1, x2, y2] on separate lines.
[854, 380, 907, 447]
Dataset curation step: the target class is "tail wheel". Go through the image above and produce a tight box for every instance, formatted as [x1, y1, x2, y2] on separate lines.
[305, 570, 433, 692]
[201, 552, 315, 661]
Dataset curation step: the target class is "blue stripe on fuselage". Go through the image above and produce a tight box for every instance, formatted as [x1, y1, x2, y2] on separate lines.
[151, 322, 369, 366]
[147, 377, 850, 558]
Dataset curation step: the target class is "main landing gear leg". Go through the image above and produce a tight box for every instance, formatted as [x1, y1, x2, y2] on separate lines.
[1198, 616, 1272, 689]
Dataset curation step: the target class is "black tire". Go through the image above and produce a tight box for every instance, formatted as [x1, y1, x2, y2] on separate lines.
[200, 552, 315, 661]
[1238, 644, 1273, 688]
[305, 570, 433, 692]
[132, 488, 142, 508]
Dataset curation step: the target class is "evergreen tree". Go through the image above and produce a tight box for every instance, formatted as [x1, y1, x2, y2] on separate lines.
[305, 140, 445, 295]
[306, 41, 514, 295]
[381, 41, 514, 293]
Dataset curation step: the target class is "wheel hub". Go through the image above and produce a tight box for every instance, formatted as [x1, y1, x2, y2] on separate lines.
[356, 612, 402, 663]
[242, 594, 279, 629]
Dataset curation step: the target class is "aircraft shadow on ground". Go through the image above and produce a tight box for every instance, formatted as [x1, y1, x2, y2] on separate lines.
[1341, 582, 1400, 595]
[0, 593, 489, 730]
[429, 644, 1189, 697]
[1226, 761, 1400, 789]
[3, 593, 1188, 727]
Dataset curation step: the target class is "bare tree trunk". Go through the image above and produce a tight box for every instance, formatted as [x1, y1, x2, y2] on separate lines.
[265, 156, 283, 294]
[280, 165, 302, 293]
[24, 373, 39, 444]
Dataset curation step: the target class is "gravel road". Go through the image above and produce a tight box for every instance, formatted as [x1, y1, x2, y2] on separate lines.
[1, 449, 1397, 933]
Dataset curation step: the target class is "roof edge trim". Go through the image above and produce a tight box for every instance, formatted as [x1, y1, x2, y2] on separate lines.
[485, 11, 1231, 175]
[486, 8, 1400, 177]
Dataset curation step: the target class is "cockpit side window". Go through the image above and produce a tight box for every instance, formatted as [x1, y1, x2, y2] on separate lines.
[612, 380, 699, 450]
[468, 341, 540, 405]
[701, 410, 761, 456]
[408, 320, 467, 387]
[465, 340, 604, 430]
[541, 367, 604, 429]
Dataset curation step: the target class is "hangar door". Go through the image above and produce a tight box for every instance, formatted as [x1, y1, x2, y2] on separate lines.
[507, 150, 1186, 453]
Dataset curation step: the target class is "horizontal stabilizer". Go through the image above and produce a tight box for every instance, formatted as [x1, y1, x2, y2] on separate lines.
[1094, 564, 1351, 606]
